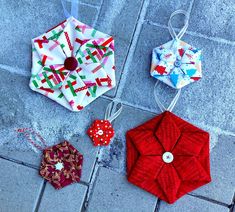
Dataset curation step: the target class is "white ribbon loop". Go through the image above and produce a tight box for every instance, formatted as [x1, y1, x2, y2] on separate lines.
[154, 81, 181, 112]
[168, 10, 189, 40]
[61, 0, 79, 19]
[105, 101, 123, 123]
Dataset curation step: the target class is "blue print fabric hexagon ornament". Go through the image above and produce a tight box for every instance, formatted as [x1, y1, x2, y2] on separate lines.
[150, 10, 202, 89]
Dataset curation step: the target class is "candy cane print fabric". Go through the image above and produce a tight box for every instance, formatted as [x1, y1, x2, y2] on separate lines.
[30, 16, 115, 111]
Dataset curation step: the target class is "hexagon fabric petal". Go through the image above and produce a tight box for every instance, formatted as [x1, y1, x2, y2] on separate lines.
[150, 39, 202, 89]
[126, 111, 211, 204]
[39, 141, 83, 190]
[30, 17, 115, 111]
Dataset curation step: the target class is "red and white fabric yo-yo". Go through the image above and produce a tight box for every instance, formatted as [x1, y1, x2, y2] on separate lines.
[87, 101, 123, 146]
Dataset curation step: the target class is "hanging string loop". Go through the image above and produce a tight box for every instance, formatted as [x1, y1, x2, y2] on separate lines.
[105, 101, 123, 123]
[168, 10, 189, 40]
[61, 0, 79, 19]
[154, 81, 181, 112]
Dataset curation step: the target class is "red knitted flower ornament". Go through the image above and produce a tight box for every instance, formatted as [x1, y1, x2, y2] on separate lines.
[126, 82, 211, 204]
[87, 120, 115, 146]
[17, 129, 83, 190]
[87, 101, 122, 147]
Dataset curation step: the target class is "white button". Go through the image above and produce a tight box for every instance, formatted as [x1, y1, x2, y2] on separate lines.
[55, 162, 64, 171]
[162, 152, 174, 163]
[97, 130, 104, 135]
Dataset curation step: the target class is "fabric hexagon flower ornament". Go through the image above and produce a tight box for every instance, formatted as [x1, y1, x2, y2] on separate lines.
[30, 16, 115, 111]
[126, 112, 211, 204]
[17, 128, 83, 190]
[87, 101, 123, 147]
[87, 120, 114, 146]
[40, 141, 83, 189]
[150, 10, 202, 89]
[126, 83, 211, 204]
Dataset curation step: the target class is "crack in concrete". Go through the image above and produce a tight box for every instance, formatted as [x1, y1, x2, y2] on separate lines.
[188, 193, 230, 208]
[146, 20, 235, 46]
[115, 0, 150, 99]
[33, 180, 47, 212]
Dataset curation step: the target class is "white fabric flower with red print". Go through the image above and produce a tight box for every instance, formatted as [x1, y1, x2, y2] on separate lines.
[30, 16, 115, 111]
[151, 40, 202, 89]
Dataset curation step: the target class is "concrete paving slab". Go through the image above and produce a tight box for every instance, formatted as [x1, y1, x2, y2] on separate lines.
[0, 158, 43, 212]
[193, 134, 235, 204]
[38, 182, 87, 212]
[189, 0, 235, 41]
[87, 167, 157, 212]
[159, 195, 229, 212]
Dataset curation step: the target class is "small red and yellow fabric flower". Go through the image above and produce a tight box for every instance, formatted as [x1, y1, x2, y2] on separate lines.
[39, 141, 83, 189]
[87, 120, 115, 146]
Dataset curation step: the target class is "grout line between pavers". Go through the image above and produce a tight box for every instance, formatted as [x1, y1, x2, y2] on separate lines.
[33, 180, 47, 212]
[188, 0, 195, 15]
[66, 0, 100, 9]
[103, 0, 144, 98]
[92, 0, 104, 28]
[145, 20, 235, 46]
[0, 153, 90, 187]
[82, 162, 100, 211]
[154, 199, 161, 212]
[0, 64, 29, 77]
[78, 1, 100, 9]
[115, 0, 150, 99]
[0, 154, 38, 170]
[229, 193, 235, 212]
[188, 193, 230, 208]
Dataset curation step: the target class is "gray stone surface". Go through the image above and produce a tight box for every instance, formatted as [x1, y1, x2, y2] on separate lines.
[0, 158, 43, 212]
[0, 0, 98, 71]
[38, 182, 87, 212]
[189, 0, 235, 41]
[0, 0, 235, 211]
[80, 0, 102, 6]
[99, 104, 154, 173]
[87, 167, 157, 212]
[193, 134, 235, 204]
[96, 0, 144, 96]
[120, 23, 235, 131]
[0, 69, 110, 183]
[145, 0, 192, 27]
[159, 195, 229, 212]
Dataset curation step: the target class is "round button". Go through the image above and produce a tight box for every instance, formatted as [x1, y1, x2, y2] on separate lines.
[97, 130, 104, 136]
[174, 60, 182, 68]
[162, 152, 174, 163]
[64, 57, 78, 71]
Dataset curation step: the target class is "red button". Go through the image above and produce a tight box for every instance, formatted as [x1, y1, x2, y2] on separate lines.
[64, 57, 78, 71]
